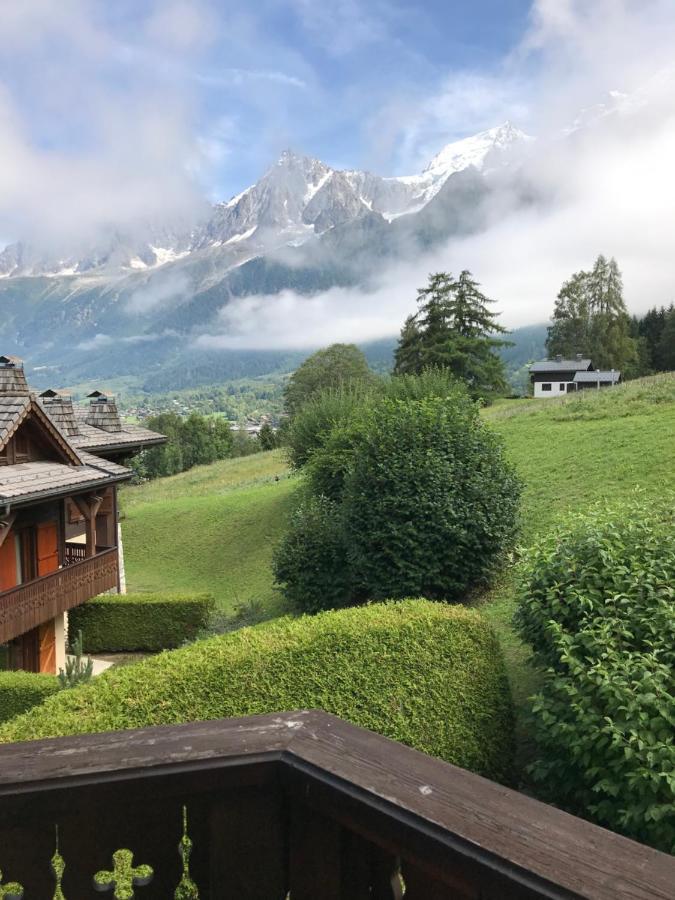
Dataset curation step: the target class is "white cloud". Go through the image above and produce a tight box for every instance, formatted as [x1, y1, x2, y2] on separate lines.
[0, 1, 212, 254]
[126, 273, 191, 315]
[198, 0, 675, 349]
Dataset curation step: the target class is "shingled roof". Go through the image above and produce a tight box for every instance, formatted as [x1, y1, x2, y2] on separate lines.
[0, 395, 31, 447]
[70, 405, 166, 452]
[0, 357, 30, 396]
[36, 390, 166, 455]
[0, 457, 131, 505]
[529, 358, 593, 373]
[573, 370, 621, 384]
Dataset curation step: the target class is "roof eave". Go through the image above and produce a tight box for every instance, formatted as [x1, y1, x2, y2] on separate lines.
[0, 470, 132, 511]
[72, 435, 167, 454]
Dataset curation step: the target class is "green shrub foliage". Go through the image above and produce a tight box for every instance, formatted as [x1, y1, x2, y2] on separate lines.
[69, 593, 215, 653]
[0, 600, 515, 783]
[285, 382, 374, 470]
[0, 671, 60, 724]
[514, 501, 675, 853]
[276, 390, 521, 611]
[343, 397, 521, 601]
[272, 496, 352, 613]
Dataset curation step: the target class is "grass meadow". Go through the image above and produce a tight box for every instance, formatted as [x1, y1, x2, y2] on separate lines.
[121, 374, 675, 766]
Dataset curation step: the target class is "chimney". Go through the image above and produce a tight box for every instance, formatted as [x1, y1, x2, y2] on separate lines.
[555, 354, 563, 363]
[85, 390, 122, 433]
[0, 355, 29, 395]
[38, 389, 80, 437]
[576, 353, 583, 361]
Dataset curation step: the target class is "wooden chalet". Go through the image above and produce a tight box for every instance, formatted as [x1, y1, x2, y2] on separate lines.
[529, 355, 622, 398]
[0, 357, 165, 673]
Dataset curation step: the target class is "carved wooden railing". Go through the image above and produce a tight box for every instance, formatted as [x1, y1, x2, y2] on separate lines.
[0, 711, 672, 898]
[63, 542, 87, 565]
[0, 548, 118, 644]
[63, 543, 110, 566]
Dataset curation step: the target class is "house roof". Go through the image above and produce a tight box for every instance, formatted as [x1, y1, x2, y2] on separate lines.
[0, 457, 131, 505]
[573, 370, 621, 383]
[69, 406, 167, 452]
[0, 395, 31, 447]
[0, 396, 83, 465]
[0, 359, 166, 506]
[529, 358, 593, 373]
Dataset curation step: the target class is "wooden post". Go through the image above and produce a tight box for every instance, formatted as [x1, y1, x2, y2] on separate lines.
[72, 494, 103, 557]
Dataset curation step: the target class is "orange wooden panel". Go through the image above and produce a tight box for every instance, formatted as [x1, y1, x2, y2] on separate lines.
[37, 522, 59, 576]
[0, 533, 18, 591]
[38, 620, 56, 674]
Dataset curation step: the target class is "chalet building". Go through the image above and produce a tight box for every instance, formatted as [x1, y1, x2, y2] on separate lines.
[529, 354, 622, 398]
[0, 357, 165, 673]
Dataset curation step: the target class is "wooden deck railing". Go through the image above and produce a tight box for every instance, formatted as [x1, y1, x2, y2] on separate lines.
[0, 547, 118, 644]
[0, 711, 672, 898]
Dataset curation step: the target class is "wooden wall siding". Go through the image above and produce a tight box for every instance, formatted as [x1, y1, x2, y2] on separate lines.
[0, 547, 118, 644]
[0, 712, 672, 899]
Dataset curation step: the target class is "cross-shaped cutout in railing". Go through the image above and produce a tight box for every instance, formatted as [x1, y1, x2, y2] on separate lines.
[93, 850, 153, 899]
[0, 871, 23, 900]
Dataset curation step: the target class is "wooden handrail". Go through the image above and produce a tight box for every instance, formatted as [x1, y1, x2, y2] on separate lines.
[0, 711, 672, 898]
[0, 547, 118, 644]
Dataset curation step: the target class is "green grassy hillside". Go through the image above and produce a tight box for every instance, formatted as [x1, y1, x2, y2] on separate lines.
[122, 451, 296, 616]
[479, 374, 675, 717]
[121, 376, 675, 713]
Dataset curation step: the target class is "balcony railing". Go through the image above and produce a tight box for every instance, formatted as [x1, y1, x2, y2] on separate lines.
[0, 547, 118, 644]
[0, 711, 672, 898]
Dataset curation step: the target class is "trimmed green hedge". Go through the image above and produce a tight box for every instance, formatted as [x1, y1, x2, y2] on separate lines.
[69, 592, 215, 653]
[0, 671, 60, 724]
[1, 600, 515, 782]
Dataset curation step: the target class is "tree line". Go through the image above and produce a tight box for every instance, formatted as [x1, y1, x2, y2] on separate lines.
[546, 254, 675, 377]
[132, 412, 263, 480]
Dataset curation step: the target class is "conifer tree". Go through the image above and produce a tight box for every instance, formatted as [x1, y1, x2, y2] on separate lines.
[393, 271, 510, 400]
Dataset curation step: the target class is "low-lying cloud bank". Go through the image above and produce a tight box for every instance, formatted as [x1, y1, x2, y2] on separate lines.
[199, 0, 675, 350]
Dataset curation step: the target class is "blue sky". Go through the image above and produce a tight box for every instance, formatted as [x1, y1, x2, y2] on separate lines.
[0, 0, 535, 213]
[2, 0, 675, 271]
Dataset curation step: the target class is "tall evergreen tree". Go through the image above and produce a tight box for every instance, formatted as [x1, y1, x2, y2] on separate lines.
[393, 271, 510, 400]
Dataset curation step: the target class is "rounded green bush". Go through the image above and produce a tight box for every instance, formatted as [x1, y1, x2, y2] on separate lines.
[69, 592, 215, 653]
[0, 671, 60, 724]
[342, 397, 521, 602]
[514, 500, 675, 852]
[278, 392, 521, 612]
[0, 599, 514, 783]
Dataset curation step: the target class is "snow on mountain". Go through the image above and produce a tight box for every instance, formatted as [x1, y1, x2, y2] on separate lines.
[0, 122, 531, 279]
[384, 122, 533, 217]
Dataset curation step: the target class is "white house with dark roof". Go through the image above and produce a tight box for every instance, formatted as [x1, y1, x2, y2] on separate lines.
[529, 354, 621, 398]
[0, 356, 165, 673]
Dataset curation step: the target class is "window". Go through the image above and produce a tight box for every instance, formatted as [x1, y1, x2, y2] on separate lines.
[541, 383, 552, 392]
[559, 383, 566, 391]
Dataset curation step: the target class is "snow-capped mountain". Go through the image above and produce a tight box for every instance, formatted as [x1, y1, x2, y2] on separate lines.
[0, 122, 530, 279]
[0, 120, 537, 389]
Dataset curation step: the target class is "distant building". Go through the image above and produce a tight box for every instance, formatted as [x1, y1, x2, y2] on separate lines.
[0, 358, 165, 673]
[529, 354, 621, 398]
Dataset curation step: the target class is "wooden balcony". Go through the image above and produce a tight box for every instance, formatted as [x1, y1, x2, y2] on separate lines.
[0, 547, 118, 644]
[0, 711, 672, 898]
